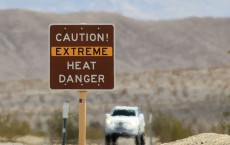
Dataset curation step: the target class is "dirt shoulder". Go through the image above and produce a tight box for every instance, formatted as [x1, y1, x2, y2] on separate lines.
[0, 133, 230, 145]
[162, 133, 230, 145]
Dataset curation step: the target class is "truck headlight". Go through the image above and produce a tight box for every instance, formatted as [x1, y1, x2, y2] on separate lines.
[130, 120, 137, 127]
[106, 119, 112, 125]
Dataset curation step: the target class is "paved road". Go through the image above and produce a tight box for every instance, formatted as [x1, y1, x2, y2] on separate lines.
[1, 133, 230, 145]
[117, 137, 136, 145]
[0, 143, 23, 145]
[109, 137, 159, 145]
[0, 137, 159, 145]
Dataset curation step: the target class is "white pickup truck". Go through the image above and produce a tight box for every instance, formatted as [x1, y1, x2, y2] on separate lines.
[105, 106, 145, 145]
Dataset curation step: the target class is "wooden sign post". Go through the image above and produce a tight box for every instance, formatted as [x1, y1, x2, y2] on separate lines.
[79, 91, 87, 145]
[50, 24, 114, 145]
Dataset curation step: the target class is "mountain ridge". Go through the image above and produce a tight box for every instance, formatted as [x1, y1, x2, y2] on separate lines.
[0, 9, 230, 80]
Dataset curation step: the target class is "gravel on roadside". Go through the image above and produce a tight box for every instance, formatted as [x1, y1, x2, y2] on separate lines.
[162, 133, 230, 145]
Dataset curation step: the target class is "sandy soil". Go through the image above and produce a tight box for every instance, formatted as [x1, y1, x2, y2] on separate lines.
[0, 133, 229, 145]
[162, 133, 230, 145]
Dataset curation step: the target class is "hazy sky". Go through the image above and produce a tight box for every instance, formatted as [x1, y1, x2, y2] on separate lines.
[1, 0, 230, 20]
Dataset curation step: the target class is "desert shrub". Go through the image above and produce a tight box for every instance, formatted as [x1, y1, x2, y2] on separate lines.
[223, 111, 230, 118]
[0, 114, 31, 139]
[33, 122, 46, 137]
[47, 111, 78, 143]
[87, 121, 104, 140]
[211, 121, 230, 134]
[152, 112, 192, 143]
[47, 111, 105, 143]
[211, 113, 230, 134]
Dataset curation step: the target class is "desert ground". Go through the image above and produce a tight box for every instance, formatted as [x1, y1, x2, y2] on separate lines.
[0, 133, 230, 145]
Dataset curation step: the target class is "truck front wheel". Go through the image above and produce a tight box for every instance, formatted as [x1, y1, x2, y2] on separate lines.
[135, 135, 140, 145]
[105, 134, 111, 145]
[111, 135, 118, 145]
[140, 134, 145, 145]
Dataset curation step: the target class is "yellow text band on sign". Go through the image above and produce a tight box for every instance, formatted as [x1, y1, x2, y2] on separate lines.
[51, 46, 113, 56]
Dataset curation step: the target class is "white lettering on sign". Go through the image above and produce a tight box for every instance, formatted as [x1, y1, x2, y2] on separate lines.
[55, 33, 109, 42]
[59, 74, 105, 84]
[62, 61, 105, 86]
[56, 33, 62, 42]
[67, 61, 96, 70]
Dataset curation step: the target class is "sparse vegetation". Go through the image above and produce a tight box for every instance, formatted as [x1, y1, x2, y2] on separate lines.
[0, 67, 229, 143]
[0, 114, 33, 139]
[87, 121, 104, 140]
[211, 121, 230, 134]
[47, 111, 78, 143]
[46, 111, 104, 143]
[151, 111, 230, 143]
[223, 111, 230, 118]
[152, 112, 192, 143]
[213, 111, 230, 134]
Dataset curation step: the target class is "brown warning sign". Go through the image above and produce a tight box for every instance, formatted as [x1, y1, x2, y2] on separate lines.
[49, 24, 114, 89]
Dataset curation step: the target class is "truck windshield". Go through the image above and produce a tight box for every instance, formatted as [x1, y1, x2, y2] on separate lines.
[111, 109, 136, 116]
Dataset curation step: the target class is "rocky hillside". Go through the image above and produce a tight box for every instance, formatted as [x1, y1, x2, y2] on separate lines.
[0, 9, 230, 80]
[0, 67, 229, 132]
